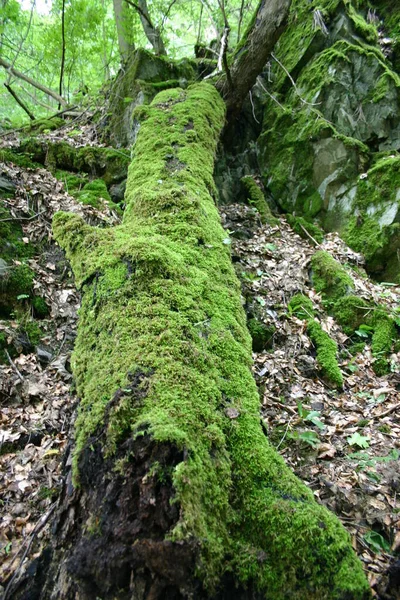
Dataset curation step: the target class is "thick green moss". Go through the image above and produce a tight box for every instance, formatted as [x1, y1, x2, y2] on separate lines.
[288, 293, 314, 319]
[240, 175, 279, 225]
[55, 170, 88, 191]
[311, 250, 354, 302]
[286, 214, 324, 244]
[307, 319, 344, 388]
[311, 253, 398, 369]
[29, 117, 65, 133]
[73, 178, 122, 214]
[333, 295, 371, 335]
[0, 205, 35, 262]
[241, 176, 277, 224]
[23, 319, 44, 347]
[247, 318, 275, 351]
[288, 293, 343, 387]
[32, 296, 49, 318]
[17, 139, 130, 185]
[0, 263, 34, 315]
[0, 148, 39, 169]
[53, 83, 369, 598]
[370, 313, 396, 375]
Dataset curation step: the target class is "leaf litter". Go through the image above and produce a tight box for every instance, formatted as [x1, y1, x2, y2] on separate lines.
[0, 137, 118, 592]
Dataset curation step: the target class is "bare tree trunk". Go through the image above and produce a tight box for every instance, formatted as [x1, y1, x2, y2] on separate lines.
[0, 57, 67, 106]
[125, 0, 167, 55]
[217, 0, 292, 118]
[113, 0, 135, 63]
[58, 0, 66, 109]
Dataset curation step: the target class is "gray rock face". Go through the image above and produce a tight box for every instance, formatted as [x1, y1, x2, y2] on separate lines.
[106, 49, 196, 147]
[0, 174, 16, 197]
[0, 258, 9, 277]
[258, 2, 400, 281]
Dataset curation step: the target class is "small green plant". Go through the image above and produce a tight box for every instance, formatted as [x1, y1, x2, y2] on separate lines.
[2, 542, 12, 555]
[297, 402, 325, 430]
[363, 531, 391, 554]
[347, 448, 399, 469]
[347, 432, 370, 448]
[378, 424, 391, 434]
[289, 430, 320, 448]
[355, 324, 374, 338]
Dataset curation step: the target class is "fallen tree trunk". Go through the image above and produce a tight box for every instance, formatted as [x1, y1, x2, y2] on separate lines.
[10, 83, 370, 599]
[0, 57, 67, 107]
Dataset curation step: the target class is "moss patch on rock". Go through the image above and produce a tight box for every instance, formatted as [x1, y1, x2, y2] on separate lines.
[333, 295, 371, 335]
[311, 250, 354, 303]
[286, 214, 324, 244]
[29, 117, 65, 133]
[288, 293, 314, 319]
[247, 317, 275, 351]
[17, 139, 130, 185]
[310, 249, 398, 372]
[307, 318, 344, 388]
[0, 148, 39, 169]
[288, 292, 343, 388]
[241, 176, 278, 225]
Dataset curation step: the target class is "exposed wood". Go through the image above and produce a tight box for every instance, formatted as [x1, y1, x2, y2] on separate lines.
[0, 57, 67, 107]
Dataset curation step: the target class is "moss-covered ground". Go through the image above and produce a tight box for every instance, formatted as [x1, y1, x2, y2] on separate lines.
[288, 293, 344, 387]
[310, 250, 398, 373]
[54, 83, 369, 597]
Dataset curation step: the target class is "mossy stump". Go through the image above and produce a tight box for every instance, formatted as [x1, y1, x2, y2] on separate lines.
[26, 84, 370, 600]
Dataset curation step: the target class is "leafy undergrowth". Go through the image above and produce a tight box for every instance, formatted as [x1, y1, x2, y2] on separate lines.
[0, 123, 399, 597]
[221, 203, 400, 599]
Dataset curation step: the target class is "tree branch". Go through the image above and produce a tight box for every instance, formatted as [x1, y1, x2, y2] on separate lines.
[4, 83, 36, 119]
[0, 57, 67, 106]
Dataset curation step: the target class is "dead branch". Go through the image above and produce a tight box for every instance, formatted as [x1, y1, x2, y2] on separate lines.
[4, 83, 36, 120]
[0, 57, 67, 107]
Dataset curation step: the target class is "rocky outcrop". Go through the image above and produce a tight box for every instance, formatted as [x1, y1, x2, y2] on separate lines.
[258, 0, 400, 281]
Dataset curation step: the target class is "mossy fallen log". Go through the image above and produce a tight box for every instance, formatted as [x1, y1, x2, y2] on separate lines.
[30, 83, 370, 599]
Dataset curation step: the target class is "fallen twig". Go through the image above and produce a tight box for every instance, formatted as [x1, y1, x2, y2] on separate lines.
[5, 349, 24, 382]
[3, 502, 57, 600]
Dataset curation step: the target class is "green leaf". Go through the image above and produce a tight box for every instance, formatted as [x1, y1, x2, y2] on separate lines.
[297, 431, 320, 447]
[347, 432, 370, 449]
[17, 294, 30, 300]
[363, 531, 391, 554]
[256, 296, 266, 306]
[355, 324, 374, 338]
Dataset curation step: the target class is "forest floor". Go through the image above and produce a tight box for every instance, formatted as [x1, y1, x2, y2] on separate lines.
[0, 129, 399, 599]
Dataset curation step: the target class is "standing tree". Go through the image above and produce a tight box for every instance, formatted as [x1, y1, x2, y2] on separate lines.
[8, 1, 371, 599]
[113, 0, 135, 62]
